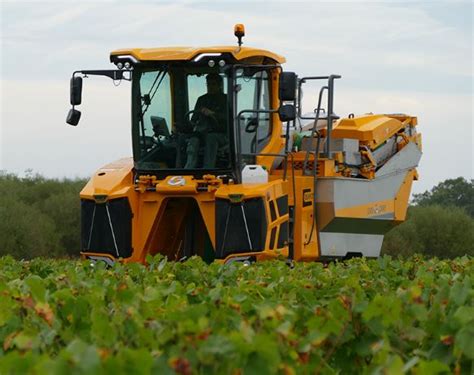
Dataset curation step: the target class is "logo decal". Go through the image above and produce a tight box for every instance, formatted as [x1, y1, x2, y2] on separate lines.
[168, 176, 186, 186]
[368, 204, 387, 216]
[302, 188, 312, 207]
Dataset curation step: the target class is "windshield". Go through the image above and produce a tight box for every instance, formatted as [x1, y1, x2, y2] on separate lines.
[133, 66, 231, 172]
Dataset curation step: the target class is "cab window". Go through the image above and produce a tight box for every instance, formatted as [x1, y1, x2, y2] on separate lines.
[139, 70, 172, 138]
[236, 69, 271, 156]
[134, 68, 231, 172]
[187, 73, 228, 111]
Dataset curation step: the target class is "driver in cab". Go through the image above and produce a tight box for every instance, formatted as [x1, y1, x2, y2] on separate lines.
[185, 73, 227, 169]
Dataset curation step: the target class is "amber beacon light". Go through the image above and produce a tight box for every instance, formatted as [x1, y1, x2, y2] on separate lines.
[234, 24, 245, 46]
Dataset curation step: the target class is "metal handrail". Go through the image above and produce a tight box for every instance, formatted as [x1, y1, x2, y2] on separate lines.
[297, 74, 341, 157]
[302, 85, 327, 175]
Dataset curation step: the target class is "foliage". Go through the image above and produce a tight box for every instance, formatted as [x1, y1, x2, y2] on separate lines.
[0, 255, 472, 374]
[0, 195, 61, 259]
[0, 172, 86, 259]
[412, 177, 474, 217]
[382, 205, 474, 258]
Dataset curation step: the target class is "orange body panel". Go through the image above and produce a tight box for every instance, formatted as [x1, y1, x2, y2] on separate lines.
[331, 115, 417, 149]
[111, 46, 285, 64]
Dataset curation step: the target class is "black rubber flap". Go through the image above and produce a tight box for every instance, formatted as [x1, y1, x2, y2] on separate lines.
[81, 198, 132, 258]
[215, 198, 267, 259]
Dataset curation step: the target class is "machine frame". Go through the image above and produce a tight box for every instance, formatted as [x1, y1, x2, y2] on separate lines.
[67, 41, 422, 265]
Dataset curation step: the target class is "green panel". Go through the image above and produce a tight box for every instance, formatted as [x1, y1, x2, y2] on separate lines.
[321, 217, 397, 235]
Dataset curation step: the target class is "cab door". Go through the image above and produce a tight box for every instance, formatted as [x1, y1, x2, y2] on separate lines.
[235, 68, 272, 164]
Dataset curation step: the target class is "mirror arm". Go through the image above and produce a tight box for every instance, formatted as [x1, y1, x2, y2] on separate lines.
[75, 69, 131, 81]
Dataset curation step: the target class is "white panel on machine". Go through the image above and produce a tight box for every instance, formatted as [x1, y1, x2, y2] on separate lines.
[319, 232, 384, 257]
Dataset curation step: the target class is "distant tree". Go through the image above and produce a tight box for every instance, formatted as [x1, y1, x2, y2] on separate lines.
[0, 172, 86, 259]
[28, 178, 85, 256]
[382, 205, 473, 258]
[412, 177, 474, 217]
[0, 195, 62, 259]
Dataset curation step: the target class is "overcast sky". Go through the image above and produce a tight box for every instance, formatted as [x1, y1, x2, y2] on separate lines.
[1, 1, 472, 194]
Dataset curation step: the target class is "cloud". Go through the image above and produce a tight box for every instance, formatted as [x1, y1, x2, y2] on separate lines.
[1, 1, 472, 193]
[2, 2, 471, 83]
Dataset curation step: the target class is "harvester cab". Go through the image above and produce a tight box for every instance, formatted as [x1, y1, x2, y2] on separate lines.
[67, 25, 422, 265]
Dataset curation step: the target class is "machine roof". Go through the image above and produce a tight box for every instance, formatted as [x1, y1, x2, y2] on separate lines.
[110, 46, 286, 64]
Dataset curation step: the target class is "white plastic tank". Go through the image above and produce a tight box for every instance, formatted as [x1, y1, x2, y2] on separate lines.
[242, 165, 268, 184]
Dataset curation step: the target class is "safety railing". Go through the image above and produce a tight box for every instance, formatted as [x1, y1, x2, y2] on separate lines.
[297, 75, 341, 158]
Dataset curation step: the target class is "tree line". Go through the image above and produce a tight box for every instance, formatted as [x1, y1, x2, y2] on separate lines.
[381, 177, 473, 258]
[0, 172, 472, 259]
[0, 172, 86, 259]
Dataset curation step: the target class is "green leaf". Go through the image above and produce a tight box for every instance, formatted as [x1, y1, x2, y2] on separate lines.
[453, 306, 474, 325]
[91, 308, 116, 347]
[0, 295, 15, 327]
[449, 278, 471, 306]
[385, 355, 404, 374]
[455, 325, 474, 360]
[243, 334, 280, 375]
[362, 294, 402, 327]
[63, 339, 100, 373]
[25, 275, 46, 302]
[12, 331, 34, 350]
[197, 334, 234, 365]
[413, 359, 450, 374]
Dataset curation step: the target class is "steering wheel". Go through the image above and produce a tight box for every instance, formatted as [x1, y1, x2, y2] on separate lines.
[173, 110, 196, 133]
[183, 109, 219, 133]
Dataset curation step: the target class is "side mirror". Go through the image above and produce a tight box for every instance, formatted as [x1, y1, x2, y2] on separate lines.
[70, 76, 83, 105]
[66, 108, 81, 126]
[279, 72, 297, 101]
[279, 104, 296, 122]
